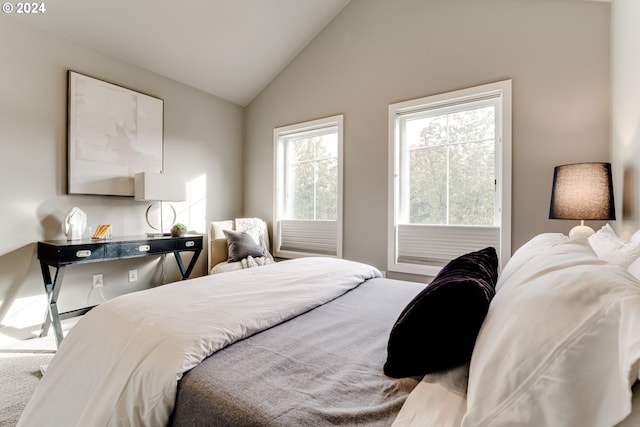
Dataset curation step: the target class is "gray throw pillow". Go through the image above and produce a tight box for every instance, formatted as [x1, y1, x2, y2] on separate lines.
[223, 229, 265, 262]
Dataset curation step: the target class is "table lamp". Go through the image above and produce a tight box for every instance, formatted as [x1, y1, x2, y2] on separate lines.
[548, 162, 615, 239]
[134, 171, 186, 236]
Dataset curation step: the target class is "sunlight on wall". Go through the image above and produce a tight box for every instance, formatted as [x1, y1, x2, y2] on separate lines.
[176, 174, 206, 233]
[0, 294, 46, 340]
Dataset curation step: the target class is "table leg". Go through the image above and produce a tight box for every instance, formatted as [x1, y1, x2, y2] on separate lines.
[39, 262, 66, 347]
[173, 249, 201, 280]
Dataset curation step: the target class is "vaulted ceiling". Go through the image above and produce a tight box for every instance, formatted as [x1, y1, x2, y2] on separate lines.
[10, 0, 350, 106]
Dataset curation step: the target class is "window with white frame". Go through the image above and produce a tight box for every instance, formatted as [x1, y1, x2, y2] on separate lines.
[388, 81, 511, 276]
[274, 115, 343, 258]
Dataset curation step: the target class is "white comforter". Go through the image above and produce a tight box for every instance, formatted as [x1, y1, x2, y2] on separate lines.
[18, 257, 381, 427]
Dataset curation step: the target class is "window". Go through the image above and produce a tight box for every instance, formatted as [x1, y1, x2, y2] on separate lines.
[274, 115, 343, 258]
[388, 81, 511, 276]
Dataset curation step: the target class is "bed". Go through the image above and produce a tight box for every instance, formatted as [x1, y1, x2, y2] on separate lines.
[16, 227, 640, 426]
[169, 275, 421, 426]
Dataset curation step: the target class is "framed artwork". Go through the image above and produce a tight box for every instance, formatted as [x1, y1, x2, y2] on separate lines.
[67, 71, 164, 196]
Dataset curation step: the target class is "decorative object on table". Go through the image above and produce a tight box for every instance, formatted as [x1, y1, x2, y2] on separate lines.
[134, 171, 186, 237]
[171, 223, 187, 237]
[63, 207, 87, 241]
[91, 224, 112, 240]
[549, 162, 615, 239]
[67, 70, 164, 196]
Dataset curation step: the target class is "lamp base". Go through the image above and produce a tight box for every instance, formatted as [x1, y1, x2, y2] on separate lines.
[569, 224, 595, 240]
[145, 202, 177, 236]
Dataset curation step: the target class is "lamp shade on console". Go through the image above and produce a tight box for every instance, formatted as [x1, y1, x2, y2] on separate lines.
[134, 172, 186, 236]
[134, 172, 186, 202]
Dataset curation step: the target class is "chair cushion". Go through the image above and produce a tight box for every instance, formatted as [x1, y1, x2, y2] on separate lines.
[209, 220, 234, 269]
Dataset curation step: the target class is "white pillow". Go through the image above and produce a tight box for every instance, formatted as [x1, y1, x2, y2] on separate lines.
[494, 233, 574, 292]
[629, 259, 640, 281]
[392, 364, 468, 427]
[463, 233, 640, 427]
[245, 227, 262, 245]
[588, 224, 640, 268]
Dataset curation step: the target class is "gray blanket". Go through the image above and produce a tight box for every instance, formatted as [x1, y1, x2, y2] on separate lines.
[170, 277, 424, 426]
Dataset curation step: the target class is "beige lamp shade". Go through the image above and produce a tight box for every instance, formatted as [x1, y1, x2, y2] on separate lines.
[134, 172, 186, 202]
[134, 171, 186, 236]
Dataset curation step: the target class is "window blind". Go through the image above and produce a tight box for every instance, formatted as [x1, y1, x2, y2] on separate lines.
[279, 219, 337, 256]
[397, 224, 500, 267]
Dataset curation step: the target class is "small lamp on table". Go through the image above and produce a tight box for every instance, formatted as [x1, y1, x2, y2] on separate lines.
[134, 171, 186, 237]
[548, 162, 616, 239]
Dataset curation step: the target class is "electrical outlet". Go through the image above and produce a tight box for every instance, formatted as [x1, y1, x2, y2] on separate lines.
[128, 269, 138, 282]
[92, 274, 103, 288]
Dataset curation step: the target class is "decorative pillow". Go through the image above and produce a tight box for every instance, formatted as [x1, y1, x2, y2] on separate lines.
[244, 227, 262, 246]
[223, 229, 265, 262]
[588, 223, 640, 268]
[392, 363, 469, 426]
[235, 217, 274, 261]
[628, 259, 640, 281]
[384, 247, 498, 378]
[463, 233, 640, 427]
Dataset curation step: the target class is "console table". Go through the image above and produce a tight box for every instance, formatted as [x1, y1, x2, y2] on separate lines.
[37, 234, 203, 347]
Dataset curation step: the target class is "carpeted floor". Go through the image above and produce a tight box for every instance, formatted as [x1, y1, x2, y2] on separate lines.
[0, 335, 56, 427]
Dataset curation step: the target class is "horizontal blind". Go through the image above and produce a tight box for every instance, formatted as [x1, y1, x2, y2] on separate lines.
[397, 224, 500, 267]
[279, 219, 337, 256]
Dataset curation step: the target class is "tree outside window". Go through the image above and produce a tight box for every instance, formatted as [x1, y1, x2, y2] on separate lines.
[286, 133, 338, 221]
[406, 106, 496, 226]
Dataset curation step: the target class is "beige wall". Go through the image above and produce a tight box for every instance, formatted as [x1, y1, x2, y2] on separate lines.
[0, 18, 244, 337]
[244, 0, 611, 278]
[0, 0, 613, 336]
[611, 0, 640, 239]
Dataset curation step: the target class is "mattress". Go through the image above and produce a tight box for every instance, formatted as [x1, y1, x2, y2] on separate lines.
[170, 277, 424, 426]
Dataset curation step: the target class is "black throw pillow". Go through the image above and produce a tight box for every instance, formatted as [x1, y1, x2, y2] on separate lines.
[384, 247, 499, 378]
[223, 229, 265, 262]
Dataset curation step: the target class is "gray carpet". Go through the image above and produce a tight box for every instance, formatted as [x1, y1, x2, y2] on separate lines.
[0, 336, 56, 427]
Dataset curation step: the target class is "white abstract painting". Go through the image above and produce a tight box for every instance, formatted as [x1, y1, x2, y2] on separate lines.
[68, 71, 163, 196]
